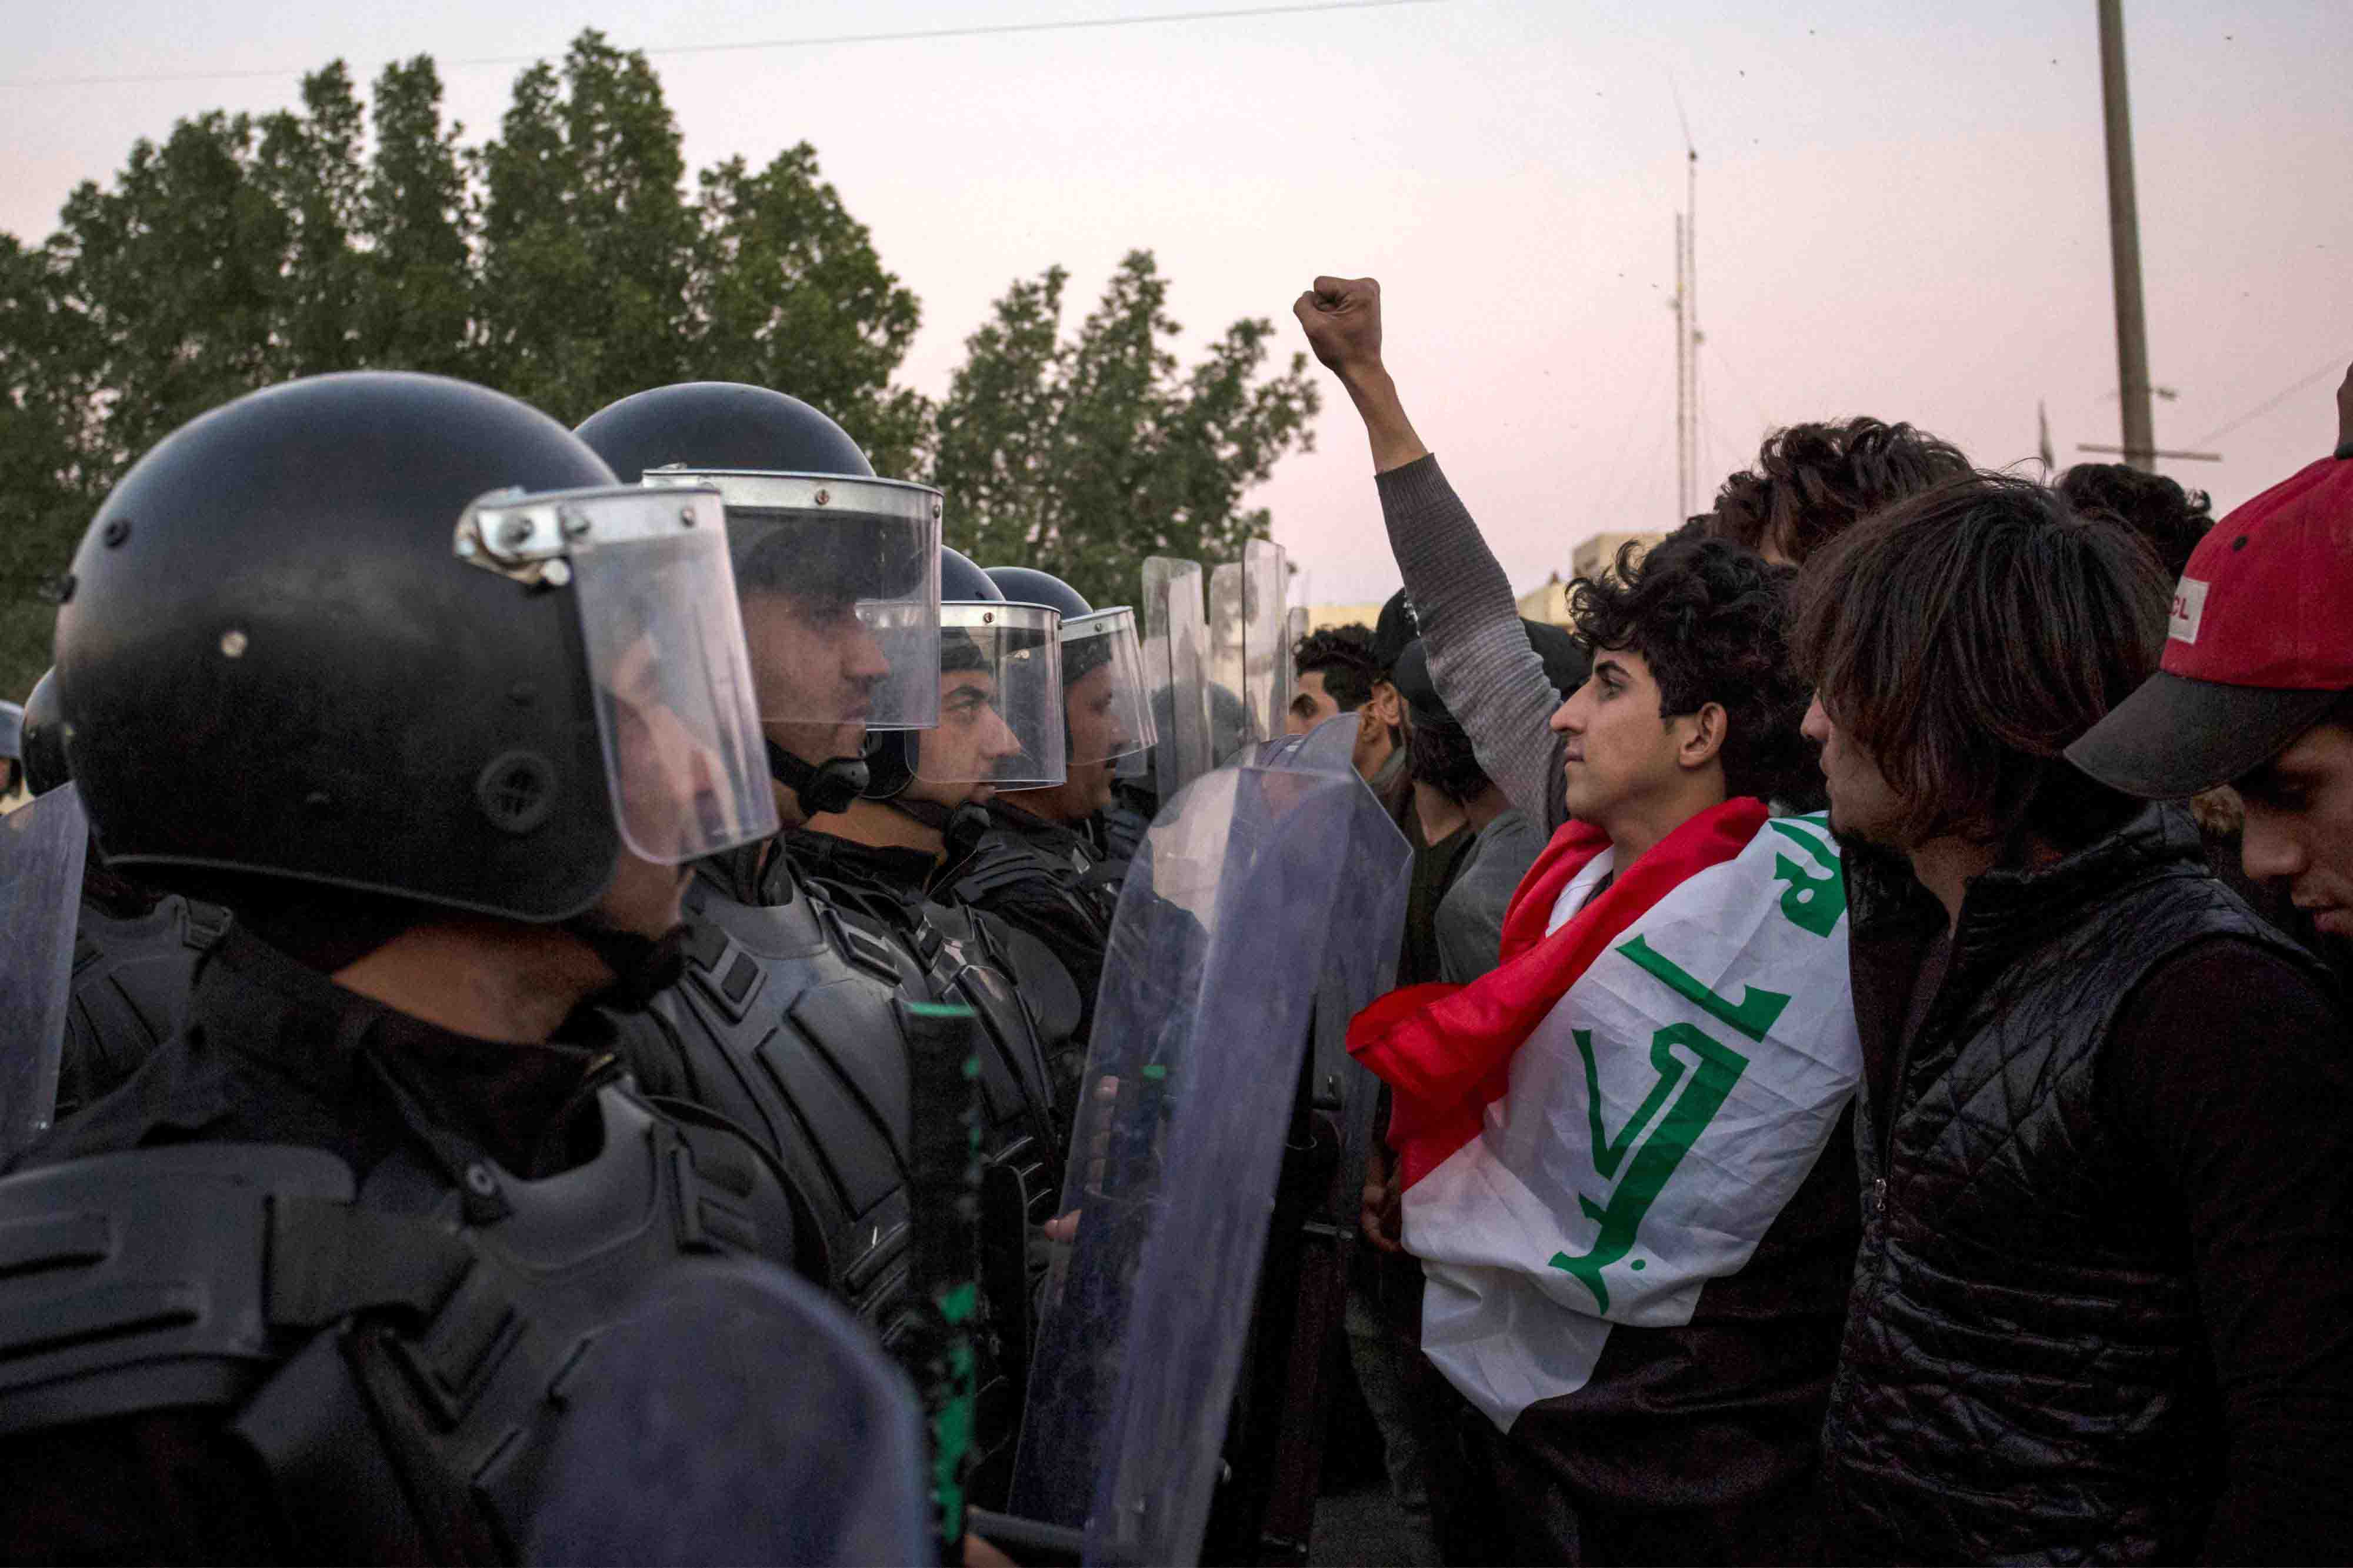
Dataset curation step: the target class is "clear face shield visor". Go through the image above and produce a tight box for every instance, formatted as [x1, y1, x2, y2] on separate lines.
[912, 603, 1066, 788]
[456, 485, 780, 865]
[637, 468, 944, 732]
[1061, 607, 1158, 769]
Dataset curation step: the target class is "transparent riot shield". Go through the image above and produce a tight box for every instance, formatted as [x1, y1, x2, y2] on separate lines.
[1140, 558, 1212, 803]
[0, 783, 88, 1158]
[1208, 543, 1291, 766]
[1008, 738, 1410, 1566]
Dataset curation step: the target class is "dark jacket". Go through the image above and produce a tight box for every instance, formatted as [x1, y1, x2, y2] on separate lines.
[1824, 806, 2338, 1563]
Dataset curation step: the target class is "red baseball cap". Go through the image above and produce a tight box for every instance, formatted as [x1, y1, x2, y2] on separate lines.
[2068, 452, 2353, 798]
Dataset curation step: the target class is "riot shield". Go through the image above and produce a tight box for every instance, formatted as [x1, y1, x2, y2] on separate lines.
[0, 783, 88, 1159]
[1208, 543, 1291, 766]
[1140, 558, 1213, 803]
[1008, 736, 1410, 1565]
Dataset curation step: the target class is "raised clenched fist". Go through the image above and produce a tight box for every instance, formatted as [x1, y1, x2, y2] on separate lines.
[1293, 275, 1385, 382]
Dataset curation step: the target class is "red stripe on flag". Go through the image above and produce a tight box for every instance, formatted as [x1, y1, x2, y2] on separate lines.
[1347, 796, 1768, 1190]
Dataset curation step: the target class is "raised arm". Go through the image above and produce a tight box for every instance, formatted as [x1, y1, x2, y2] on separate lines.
[1294, 277, 1569, 829]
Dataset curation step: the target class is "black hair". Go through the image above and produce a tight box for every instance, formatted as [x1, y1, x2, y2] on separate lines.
[1292, 624, 1380, 711]
[1708, 416, 1973, 565]
[1792, 472, 2168, 848]
[1568, 525, 1814, 806]
[1406, 710, 1492, 806]
[2056, 463, 2214, 581]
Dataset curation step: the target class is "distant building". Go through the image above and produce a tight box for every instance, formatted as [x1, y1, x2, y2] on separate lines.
[1517, 574, 1574, 628]
[1569, 531, 1667, 583]
[1299, 600, 1387, 636]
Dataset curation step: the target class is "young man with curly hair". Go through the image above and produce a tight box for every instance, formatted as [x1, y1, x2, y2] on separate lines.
[1308, 281, 1866, 1563]
[1342, 525, 1861, 1564]
[1797, 472, 2353, 1563]
[1707, 416, 1972, 567]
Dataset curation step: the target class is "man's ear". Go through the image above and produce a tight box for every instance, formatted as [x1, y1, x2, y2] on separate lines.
[1676, 702, 1729, 772]
[1368, 680, 1405, 729]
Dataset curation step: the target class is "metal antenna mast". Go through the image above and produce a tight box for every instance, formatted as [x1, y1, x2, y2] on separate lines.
[1668, 80, 1701, 521]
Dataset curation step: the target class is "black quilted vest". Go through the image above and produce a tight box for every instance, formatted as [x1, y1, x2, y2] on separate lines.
[1822, 806, 2318, 1564]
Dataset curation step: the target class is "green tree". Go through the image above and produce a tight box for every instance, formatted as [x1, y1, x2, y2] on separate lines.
[692, 145, 926, 475]
[358, 56, 476, 377]
[475, 31, 699, 421]
[930, 249, 1320, 611]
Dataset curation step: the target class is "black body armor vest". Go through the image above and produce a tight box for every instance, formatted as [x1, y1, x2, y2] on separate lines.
[0, 1086, 918, 1564]
[56, 886, 231, 1119]
[628, 843, 1052, 1504]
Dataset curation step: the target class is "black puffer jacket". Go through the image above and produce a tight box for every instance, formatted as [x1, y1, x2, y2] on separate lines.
[1823, 806, 2321, 1564]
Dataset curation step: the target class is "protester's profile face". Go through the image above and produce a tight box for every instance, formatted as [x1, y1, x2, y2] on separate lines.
[1801, 692, 1908, 845]
[1548, 646, 1688, 825]
[2236, 718, 2353, 947]
[908, 669, 1021, 807]
[741, 588, 890, 768]
[1289, 669, 1344, 735]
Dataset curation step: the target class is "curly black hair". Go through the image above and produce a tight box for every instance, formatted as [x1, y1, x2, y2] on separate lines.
[1406, 710, 1491, 807]
[1292, 624, 1380, 711]
[1568, 525, 1814, 806]
[1708, 416, 1972, 566]
[2057, 462, 2213, 581]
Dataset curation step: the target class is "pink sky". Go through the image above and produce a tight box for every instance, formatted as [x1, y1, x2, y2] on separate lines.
[6, 1, 2348, 605]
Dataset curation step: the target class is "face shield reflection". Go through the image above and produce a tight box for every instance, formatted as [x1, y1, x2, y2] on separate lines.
[637, 469, 943, 731]
[912, 604, 1066, 788]
[1060, 608, 1157, 768]
[565, 509, 779, 865]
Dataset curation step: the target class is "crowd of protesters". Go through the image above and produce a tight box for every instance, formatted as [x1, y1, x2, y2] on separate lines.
[1300, 273, 2353, 1565]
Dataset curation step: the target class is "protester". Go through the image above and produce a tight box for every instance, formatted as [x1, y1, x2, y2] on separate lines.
[1795, 470, 2353, 1563]
[2058, 460, 2215, 579]
[1289, 622, 1379, 732]
[1388, 626, 1582, 986]
[1292, 275, 1964, 835]
[1708, 416, 1972, 566]
[1345, 522, 1858, 1564]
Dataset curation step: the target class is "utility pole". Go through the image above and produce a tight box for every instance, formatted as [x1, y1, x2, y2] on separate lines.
[2098, 0, 2157, 471]
[1670, 148, 1700, 522]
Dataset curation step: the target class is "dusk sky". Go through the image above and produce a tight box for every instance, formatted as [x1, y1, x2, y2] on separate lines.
[7, 1, 2348, 606]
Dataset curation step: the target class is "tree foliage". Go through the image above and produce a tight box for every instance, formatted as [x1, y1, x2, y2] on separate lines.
[0, 36, 1315, 702]
[931, 250, 1318, 613]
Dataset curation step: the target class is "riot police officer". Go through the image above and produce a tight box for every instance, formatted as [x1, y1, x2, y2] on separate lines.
[789, 548, 1089, 1127]
[0, 371, 928, 1563]
[16, 666, 235, 1121]
[937, 568, 1157, 1040]
[575, 383, 1064, 1514]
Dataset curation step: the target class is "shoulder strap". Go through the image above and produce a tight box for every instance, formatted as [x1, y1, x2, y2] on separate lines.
[0, 1143, 356, 1434]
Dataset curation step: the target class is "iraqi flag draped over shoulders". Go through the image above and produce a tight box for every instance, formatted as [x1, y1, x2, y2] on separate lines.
[1347, 798, 1861, 1431]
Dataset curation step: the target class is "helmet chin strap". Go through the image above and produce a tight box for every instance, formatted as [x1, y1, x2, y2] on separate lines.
[560, 914, 689, 1012]
[766, 738, 868, 818]
[885, 795, 993, 860]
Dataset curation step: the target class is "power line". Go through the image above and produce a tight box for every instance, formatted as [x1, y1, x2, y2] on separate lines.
[2187, 351, 2351, 449]
[0, 0, 1442, 90]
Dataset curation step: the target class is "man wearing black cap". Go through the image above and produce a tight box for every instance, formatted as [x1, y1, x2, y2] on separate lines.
[1389, 623, 1585, 986]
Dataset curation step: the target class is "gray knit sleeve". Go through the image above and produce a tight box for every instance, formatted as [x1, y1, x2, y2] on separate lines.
[1374, 455, 1568, 830]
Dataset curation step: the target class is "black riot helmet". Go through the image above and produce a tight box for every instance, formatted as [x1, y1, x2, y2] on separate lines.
[576, 382, 945, 817]
[985, 565, 1158, 770]
[18, 669, 64, 798]
[864, 551, 1066, 804]
[55, 372, 779, 923]
[983, 566, 1091, 621]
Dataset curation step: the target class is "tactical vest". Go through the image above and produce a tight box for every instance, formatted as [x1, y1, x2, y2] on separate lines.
[638, 852, 1050, 1503]
[57, 890, 231, 1119]
[0, 1086, 903, 1564]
